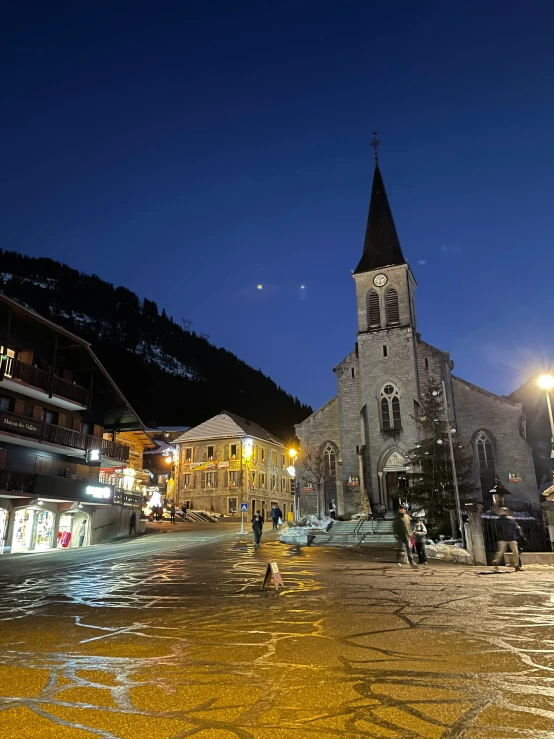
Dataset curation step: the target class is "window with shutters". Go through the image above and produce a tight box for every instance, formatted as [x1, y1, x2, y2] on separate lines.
[206, 445, 214, 460]
[270, 473, 277, 490]
[281, 477, 287, 492]
[184, 447, 193, 462]
[385, 287, 400, 325]
[260, 448, 266, 463]
[259, 472, 266, 489]
[476, 432, 495, 471]
[323, 443, 337, 478]
[380, 383, 401, 432]
[367, 290, 381, 329]
[230, 444, 237, 459]
[229, 470, 238, 488]
[183, 473, 192, 489]
[250, 471, 256, 489]
[0, 396, 14, 413]
[228, 497, 237, 514]
[271, 450, 277, 467]
[205, 471, 216, 488]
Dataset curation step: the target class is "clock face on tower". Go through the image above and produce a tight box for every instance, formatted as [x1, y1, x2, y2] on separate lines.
[373, 273, 388, 287]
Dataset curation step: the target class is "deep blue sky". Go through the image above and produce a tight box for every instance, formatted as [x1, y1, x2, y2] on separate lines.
[2, 1, 554, 410]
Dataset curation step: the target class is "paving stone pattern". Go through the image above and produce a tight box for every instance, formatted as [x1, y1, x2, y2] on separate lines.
[1, 538, 554, 738]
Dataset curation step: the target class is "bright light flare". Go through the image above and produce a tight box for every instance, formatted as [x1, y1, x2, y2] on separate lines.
[538, 375, 554, 390]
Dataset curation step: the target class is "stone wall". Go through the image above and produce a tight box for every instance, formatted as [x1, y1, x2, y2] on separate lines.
[335, 350, 362, 515]
[452, 377, 539, 510]
[295, 396, 342, 516]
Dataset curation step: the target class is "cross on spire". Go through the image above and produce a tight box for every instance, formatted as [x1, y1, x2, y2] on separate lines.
[370, 132, 380, 165]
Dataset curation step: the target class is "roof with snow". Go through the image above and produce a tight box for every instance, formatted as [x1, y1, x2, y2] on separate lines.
[174, 411, 284, 446]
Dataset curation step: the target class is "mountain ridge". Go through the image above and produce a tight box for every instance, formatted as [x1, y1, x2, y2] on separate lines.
[0, 250, 312, 440]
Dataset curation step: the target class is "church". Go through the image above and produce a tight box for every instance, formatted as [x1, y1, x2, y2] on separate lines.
[295, 153, 538, 519]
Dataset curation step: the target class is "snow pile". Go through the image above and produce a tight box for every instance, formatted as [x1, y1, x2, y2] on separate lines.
[279, 514, 333, 545]
[129, 341, 199, 379]
[426, 540, 473, 565]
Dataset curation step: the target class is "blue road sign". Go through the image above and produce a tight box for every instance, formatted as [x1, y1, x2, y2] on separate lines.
[240, 503, 249, 512]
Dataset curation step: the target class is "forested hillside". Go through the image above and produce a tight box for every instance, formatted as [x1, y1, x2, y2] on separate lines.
[0, 251, 311, 439]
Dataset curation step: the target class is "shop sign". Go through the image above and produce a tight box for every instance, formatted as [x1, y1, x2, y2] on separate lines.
[1, 415, 40, 436]
[185, 459, 239, 471]
[166, 478, 174, 495]
[85, 485, 113, 501]
[85, 448, 101, 464]
[508, 473, 522, 483]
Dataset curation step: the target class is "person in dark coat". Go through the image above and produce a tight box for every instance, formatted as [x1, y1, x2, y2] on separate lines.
[493, 507, 523, 571]
[252, 513, 263, 549]
[412, 519, 428, 564]
[170, 504, 176, 523]
[129, 511, 137, 536]
[270, 505, 282, 530]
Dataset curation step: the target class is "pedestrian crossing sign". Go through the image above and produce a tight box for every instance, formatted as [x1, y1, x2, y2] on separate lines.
[240, 503, 248, 512]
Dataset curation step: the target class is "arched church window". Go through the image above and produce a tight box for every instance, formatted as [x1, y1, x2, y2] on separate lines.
[380, 383, 402, 431]
[367, 290, 381, 328]
[386, 287, 400, 326]
[323, 443, 337, 478]
[476, 431, 495, 472]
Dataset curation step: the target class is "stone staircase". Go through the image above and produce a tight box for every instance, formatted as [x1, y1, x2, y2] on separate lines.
[309, 517, 397, 547]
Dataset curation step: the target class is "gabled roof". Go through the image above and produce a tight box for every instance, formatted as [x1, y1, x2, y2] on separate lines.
[452, 375, 520, 407]
[174, 411, 284, 446]
[354, 164, 406, 274]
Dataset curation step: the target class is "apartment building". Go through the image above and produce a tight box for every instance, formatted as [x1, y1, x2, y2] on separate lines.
[174, 412, 294, 518]
[0, 294, 145, 553]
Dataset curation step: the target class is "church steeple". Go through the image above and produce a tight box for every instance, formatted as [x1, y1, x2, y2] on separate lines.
[354, 157, 406, 275]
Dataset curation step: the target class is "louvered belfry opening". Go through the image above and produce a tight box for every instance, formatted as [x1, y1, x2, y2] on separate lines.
[385, 287, 400, 325]
[367, 290, 381, 328]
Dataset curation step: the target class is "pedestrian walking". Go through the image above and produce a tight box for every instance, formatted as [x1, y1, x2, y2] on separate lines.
[252, 512, 263, 549]
[493, 507, 523, 572]
[129, 511, 137, 536]
[329, 501, 337, 520]
[393, 506, 416, 567]
[77, 519, 86, 547]
[181, 504, 187, 519]
[270, 505, 282, 530]
[413, 519, 428, 564]
[170, 504, 176, 523]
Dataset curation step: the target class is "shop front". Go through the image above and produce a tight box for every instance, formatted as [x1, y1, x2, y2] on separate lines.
[6, 478, 114, 554]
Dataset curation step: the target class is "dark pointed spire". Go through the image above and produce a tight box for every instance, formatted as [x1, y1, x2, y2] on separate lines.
[354, 149, 406, 275]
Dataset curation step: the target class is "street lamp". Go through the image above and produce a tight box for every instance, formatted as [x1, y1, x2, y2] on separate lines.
[538, 375, 554, 462]
[288, 449, 299, 519]
[441, 381, 464, 547]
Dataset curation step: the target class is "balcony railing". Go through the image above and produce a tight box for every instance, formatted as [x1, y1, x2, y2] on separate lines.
[0, 469, 35, 494]
[0, 411, 129, 462]
[1, 356, 90, 406]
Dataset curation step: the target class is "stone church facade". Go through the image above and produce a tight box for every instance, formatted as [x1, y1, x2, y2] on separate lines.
[296, 159, 538, 518]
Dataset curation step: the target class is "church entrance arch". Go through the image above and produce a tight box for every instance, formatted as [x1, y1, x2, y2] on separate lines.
[380, 450, 409, 512]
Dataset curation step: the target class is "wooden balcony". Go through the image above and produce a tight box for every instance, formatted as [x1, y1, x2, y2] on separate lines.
[1, 356, 90, 407]
[0, 411, 129, 462]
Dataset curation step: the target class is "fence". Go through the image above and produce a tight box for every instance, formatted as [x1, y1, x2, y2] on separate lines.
[481, 513, 551, 553]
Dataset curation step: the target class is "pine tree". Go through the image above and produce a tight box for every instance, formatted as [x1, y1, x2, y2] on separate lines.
[406, 378, 477, 534]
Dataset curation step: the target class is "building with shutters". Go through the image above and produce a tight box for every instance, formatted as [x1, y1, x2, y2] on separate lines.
[295, 154, 539, 519]
[0, 293, 146, 552]
[174, 412, 294, 518]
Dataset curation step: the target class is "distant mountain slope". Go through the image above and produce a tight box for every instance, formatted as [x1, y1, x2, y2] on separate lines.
[0, 250, 311, 439]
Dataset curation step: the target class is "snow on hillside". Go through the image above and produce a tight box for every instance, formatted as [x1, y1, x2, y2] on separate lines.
[129, 341, 199, 380]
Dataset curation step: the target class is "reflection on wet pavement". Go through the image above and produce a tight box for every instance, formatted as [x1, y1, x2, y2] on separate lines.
[1, 536, 554, 737]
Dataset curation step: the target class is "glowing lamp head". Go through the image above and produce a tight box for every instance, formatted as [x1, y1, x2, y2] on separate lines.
[288, 448, 297, 458]
[538, 375, 554, 391]
[165, 455, 173, 464]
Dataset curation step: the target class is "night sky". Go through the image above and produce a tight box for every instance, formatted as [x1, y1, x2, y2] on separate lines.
[3, 1, 554, 411]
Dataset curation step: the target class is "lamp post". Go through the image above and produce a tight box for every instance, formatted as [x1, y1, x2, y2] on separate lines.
[287, 448, 298, 520]
[438, 382, 464, 548]
[538, 375, 554, 466]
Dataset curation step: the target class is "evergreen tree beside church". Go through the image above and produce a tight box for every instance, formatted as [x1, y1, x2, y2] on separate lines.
[406, 379, 477, 533]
